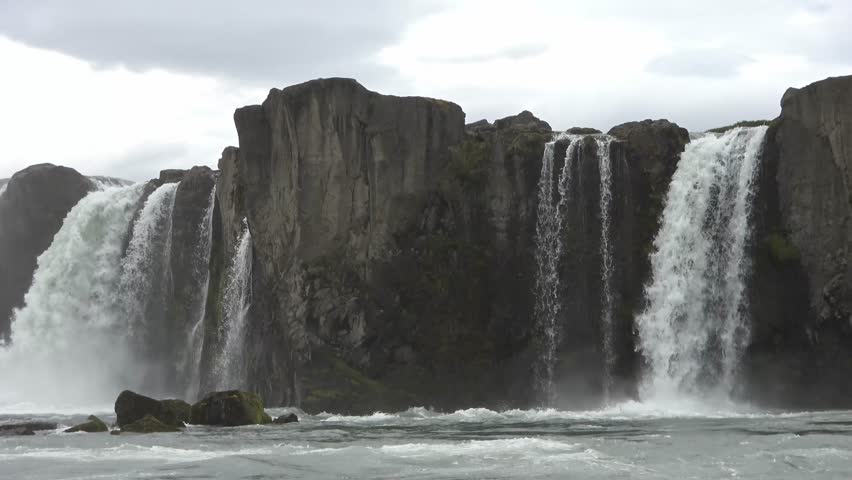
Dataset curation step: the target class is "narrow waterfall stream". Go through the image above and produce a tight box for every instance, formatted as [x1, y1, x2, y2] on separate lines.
[213, 221, 254, 391]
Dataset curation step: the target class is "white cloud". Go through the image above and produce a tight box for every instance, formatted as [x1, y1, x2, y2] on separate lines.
[0, 0, 850, 179]
[0, 37, 264, 180]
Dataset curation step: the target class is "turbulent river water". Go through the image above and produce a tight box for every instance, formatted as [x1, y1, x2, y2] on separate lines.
[2, 404, 852, 479]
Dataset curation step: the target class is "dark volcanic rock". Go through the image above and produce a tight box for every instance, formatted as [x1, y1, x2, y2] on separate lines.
[745, 75, 852, 408]
[273, 413, 299, 424]
[65, 415, 108, 433]
[565, 127, 602, 135]
[0, 422, 57, 436]
[114, 390, 190, 427]
[228, 78, 555, 412]
[190, 390, 272, 426]
[0, 164, 93, 340]
[119, 414, 181, 434]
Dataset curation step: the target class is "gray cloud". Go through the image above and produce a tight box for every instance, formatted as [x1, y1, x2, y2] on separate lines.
[0, 0, 445, 87]
[419, 44, 549, 64]
[98, 142, 193, 182]
[646, 50, 753, 78]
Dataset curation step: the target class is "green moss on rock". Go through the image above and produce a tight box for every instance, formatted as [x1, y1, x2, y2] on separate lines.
[120, 414, 181, 434]
[190, 390, 271, 426]
[449, 138, 491, 185]
[707, 120, 772, 134]
[766, 232, 800, 263]
[64, 415, 108, 433]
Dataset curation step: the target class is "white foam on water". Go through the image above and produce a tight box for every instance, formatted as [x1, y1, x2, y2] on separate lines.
[0, 444, 275, 463]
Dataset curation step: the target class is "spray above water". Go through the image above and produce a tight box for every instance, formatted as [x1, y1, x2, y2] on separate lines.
[0, 184, 144, 409]
[636, 126, 768, 404]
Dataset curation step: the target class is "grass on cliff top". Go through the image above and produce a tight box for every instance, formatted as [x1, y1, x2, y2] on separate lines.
[706, 120, 772, 134]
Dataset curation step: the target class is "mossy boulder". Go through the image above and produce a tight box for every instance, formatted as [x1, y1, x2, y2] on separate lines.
[64, 415, 108, 433]
[190, 391, 272, 426]
[114, 390, 190, 427]
[119, 414, 181, 434]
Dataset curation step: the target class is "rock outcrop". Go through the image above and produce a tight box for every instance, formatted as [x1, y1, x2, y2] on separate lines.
[114, 390, 190, 427]
[65, 415, 108, 433]
[746, 75, 852, 407]
[224, 78, 563, 412]
[0, 164, 93, 340]
[190, 390, 271, 426]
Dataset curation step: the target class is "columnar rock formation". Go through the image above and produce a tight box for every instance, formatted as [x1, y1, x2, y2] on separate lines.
[746, 74, 852, 407]
[1, 74, 851, 412]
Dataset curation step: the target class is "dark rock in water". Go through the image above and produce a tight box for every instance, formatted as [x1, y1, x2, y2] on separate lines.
[114, 390, 190, 427]
[0, 421, 57, 436]
[190, 390, 272, 426]
[64, 415, 108, 433]
[273, 413, 299, 424]
[0, 163, 93, 340]
[119, 414, 181, 434]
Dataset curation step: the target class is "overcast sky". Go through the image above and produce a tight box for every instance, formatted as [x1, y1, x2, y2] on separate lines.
[0, 0, 850, 180]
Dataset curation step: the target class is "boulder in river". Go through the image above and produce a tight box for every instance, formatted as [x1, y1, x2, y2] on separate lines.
[273, 413, 299, 424]
[65, 415, 108, 433]
[0, 421, 57, 436]
[190, 390, 272, 426]
[114, 390, 190, 427]
[119, 414, 181, 434]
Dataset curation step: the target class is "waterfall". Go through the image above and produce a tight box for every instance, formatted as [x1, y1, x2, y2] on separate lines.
[596, 137, 616, 401]
[0, 184, 144, 409]
[119, 183, 179, 341]
[636, 126, 768, 403]
[213, 222, 253, 390]
[182, 185, 217, 399]
[0, 183, 7, 198]
[533, 135, 580, 404]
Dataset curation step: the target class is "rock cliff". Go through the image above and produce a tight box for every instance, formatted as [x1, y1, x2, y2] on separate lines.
[746, 75, 852, 407]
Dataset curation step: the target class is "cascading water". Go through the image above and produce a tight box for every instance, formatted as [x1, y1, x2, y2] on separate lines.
[0, 183, 7, 198]
[533, 135, 580, 404]
[182, 185, 217, 399]
[596, 136, 616, 401]
[119, 183, 179, 341]
[213, 221, 253, 391]
[636, 126, 768, 403]
[0, 184, 144, 409]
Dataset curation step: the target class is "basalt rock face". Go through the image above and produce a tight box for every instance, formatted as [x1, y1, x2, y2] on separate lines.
[745, 75, 852, 408]
[545, 121, 688, 406]
[229, 78, 553, 412]
[0, 164, 93, 340]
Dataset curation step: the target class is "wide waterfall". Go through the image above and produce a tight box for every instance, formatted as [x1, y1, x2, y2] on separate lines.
[0, 184, 144, 410]
[213, 222, 253, 390]
[181, 185, 217, 399]
[636, 126, 768, 404]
